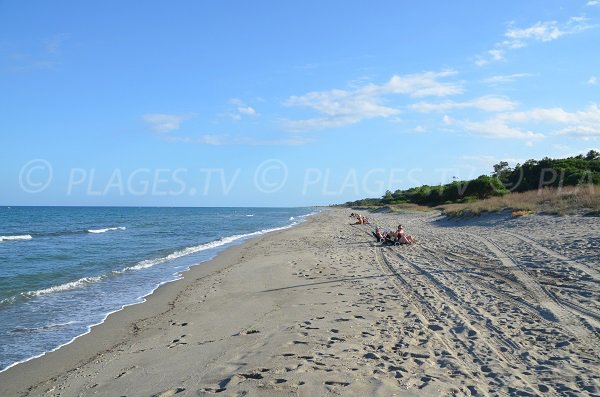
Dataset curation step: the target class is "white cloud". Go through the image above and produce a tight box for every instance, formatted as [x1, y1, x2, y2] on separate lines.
[414, 125, 426, 133]
[476, 17, 594, 66]
[238, 106, 256, 115]
[227, 98, 258, 120]
[505, 21, 566, 44]
[284, 71, 462, 131]
[500, 105, 600, 126]
[463, 119, 544, 139]
[459, 103, 600, 139]
[143, 113, 188, 132]
[165, 134, 226, 145]
[482, 73, 531, 85]
[587, 1, 600, 6]
[286, 88, 399, 118]
[382, 70, 464, 97]
[488, 49, 505, 61]
[588, 76, 598, 85]
[165, 133, 309, 146]
[283, 115, 365, 132]
[411, 95, 518, 113]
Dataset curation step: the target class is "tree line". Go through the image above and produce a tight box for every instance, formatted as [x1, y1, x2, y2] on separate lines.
[344, 150, 600, 207]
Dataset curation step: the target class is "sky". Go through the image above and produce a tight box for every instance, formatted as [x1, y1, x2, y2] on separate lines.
[1, 0, 599, 206]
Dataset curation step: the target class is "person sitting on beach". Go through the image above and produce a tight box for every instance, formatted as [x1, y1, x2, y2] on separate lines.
[373, 227, 385, 241]
[396, 224, 415, 244]
[354, 215, 369, 225]
[384, 229, 396, 244]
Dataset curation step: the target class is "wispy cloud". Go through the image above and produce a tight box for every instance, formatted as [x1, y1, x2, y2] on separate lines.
[482, 73, 531, 85]
[462, 119, 544, 139]
[460, 154, 498, 163]
[458, 103, 600, 139]
[228, 98, 258, 120]
[505, 21, 566, 44]
[382, 70, 464, 97]
[476, 17, 594, 66]
[587, 0, 600, 6]
[43, 34, 69, 55]
[164, 133, 310, 146]
[459, 154, 523, 168]
[2, 34, 69, 72]
[284, 70, 463, 131]
[411, 95, 518, 113]
[588, 76, 598, 85]
[143, 113, 188, 132]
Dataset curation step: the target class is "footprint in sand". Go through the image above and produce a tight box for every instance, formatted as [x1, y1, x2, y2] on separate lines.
[150, 387, 186, 397]
[325, 380, 350, 387]
[168, 335, 187, 348]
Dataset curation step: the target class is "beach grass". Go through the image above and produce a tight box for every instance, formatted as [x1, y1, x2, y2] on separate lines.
[438, 185, 600, 217]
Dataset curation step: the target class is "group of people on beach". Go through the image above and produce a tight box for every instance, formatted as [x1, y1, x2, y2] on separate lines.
[350, 212, 415, 245]
[350, 212, 369, 224]
[373, 225, 416, 244]
[374, 224, 416, 245]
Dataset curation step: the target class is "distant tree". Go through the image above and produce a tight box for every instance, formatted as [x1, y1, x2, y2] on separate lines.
[464, 175, 507, 199]
[586, 150, 600, 161]
[382, 190, 393, 203]
[493, 161, 510, 176]
[492, 161, 512, 184]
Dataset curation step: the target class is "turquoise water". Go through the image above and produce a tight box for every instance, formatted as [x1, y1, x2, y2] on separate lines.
[0, 206, 315, 371]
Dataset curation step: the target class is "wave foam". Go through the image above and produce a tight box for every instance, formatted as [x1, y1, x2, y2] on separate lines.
[11, 321, 79, 333]
[122, 224, 293, 272]
[24, 276, 105, 297]
[0, 235, 32, 242]
[87, 226, 126, 234]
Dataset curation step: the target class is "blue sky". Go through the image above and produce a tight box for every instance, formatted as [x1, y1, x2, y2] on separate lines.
[1, 0, 599, 206]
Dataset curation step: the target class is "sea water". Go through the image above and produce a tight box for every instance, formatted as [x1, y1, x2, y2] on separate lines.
[0, 206, 316, 371]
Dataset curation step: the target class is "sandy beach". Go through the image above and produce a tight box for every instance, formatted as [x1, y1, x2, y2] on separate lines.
[1, 209, 599, 396]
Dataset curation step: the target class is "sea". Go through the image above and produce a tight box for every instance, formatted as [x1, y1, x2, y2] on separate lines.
[0, 206, 316, 372]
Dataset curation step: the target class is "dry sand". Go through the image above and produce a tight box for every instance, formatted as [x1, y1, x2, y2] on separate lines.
[0, 209, 599, 396]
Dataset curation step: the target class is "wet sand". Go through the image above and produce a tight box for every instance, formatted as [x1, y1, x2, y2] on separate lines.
[1, 209, 598, 396]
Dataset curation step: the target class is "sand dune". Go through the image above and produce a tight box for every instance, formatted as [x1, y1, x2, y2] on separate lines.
[1, 209, 598, 396]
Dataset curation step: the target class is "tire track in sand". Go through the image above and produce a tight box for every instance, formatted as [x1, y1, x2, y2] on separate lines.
[390, 248, 527, 368]
[373, 247, 484, 379]
[499, 230, 600, 280]
[378, 244, 551, 395]
[466, 232, 600, 352]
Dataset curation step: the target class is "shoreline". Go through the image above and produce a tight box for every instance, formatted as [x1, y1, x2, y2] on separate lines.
[1, 208, 598, 396]
[0, 213, 312, 375]
[0, 213, 317, 395]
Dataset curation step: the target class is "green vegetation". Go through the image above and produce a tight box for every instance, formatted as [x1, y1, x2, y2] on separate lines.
[343, 151, 600, 215]
[493, 150, 600, 192]
[438, 186, 600, 217]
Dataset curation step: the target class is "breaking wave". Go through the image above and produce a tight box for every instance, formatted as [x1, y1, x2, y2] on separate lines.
[0, 235, 32, 242]
[87, 226, 127, 234]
